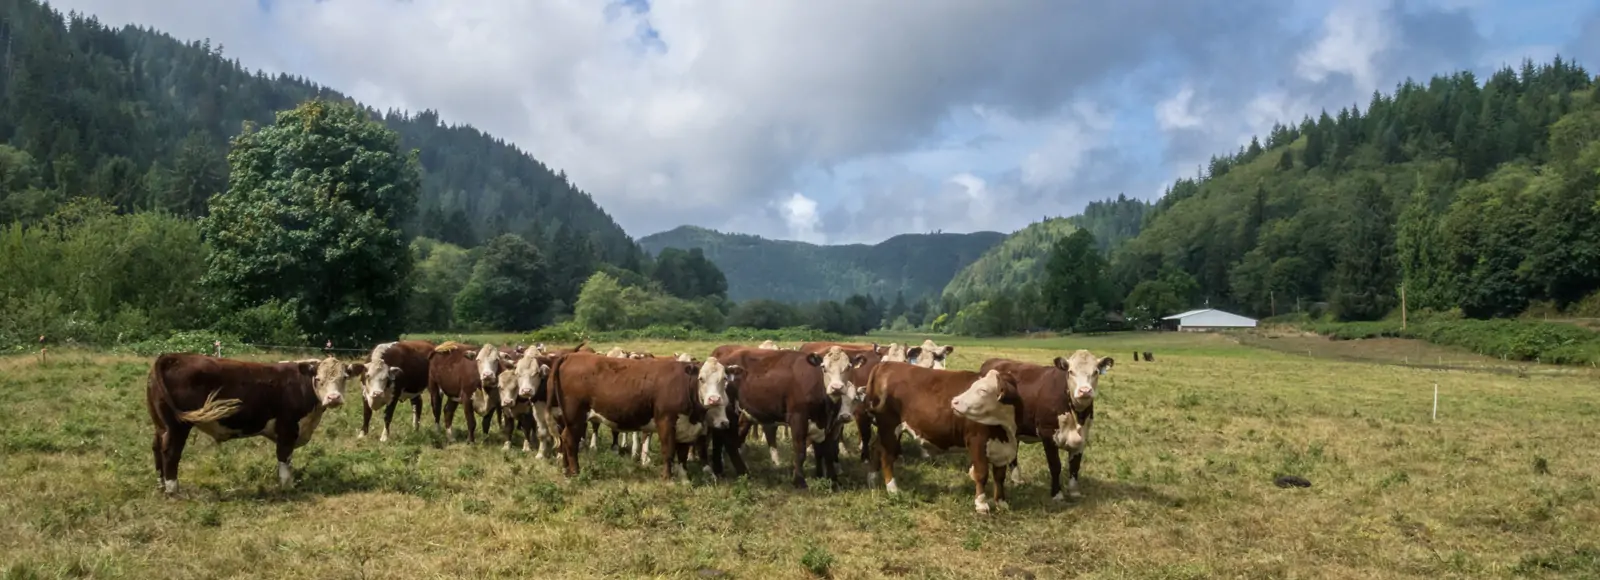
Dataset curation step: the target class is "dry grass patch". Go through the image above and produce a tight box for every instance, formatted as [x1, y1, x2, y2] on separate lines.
[2, 335, 1598, 578]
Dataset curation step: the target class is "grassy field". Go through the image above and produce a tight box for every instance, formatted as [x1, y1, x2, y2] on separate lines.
[3, 332, 1599, 578]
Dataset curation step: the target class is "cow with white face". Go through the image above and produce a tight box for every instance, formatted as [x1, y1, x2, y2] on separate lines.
[356, 340, 434, 443]
[909, 339, 954, 369]
[674, 353, 695, 362]
[496, 354, 552, 454]
[865, 364, 1022, 513]
[979, 349, 1113, 500]
[758, 340, 780, 350]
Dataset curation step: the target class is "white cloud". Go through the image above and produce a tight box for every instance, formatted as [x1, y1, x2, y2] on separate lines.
[777, 192, 826, 244]
[1155, 85, 1205, 131]
[48, 0, 1545, 244]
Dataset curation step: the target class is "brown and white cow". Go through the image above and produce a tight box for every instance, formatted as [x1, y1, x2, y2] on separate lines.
[589, 346, 655, 463]
[426, 341, 487, 444]
[147, 354, 355, 494]
[864, 362, 1022, 514]
[909, 339, 954, 369]
[355, 340, 435, 442]
[495, 353, 553, 454]
[512, 354, 560, 458]
[711, 345, 864, 488]
[547, 353, 738, 480]
[979, 350, 1111, 500]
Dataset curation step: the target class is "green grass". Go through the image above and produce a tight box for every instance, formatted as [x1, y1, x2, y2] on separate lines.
[3, 333, 1599, 578]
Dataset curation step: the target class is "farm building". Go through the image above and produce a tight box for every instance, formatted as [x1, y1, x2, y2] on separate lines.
[1160, 308, 1258, 332]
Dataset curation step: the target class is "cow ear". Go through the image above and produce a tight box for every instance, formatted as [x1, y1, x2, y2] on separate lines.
[1053, 356, 1069, 371]
[851, 354, 866, 368]
[297, 361, 318, 376]
[725, 365, 745, 378]
[906, 347, 923, 360]
[806, 353, 823, 367]
[347, 363, 366, 378]
[538, 363, 551, 376]
[684, 363, 701, 376]
[465, 350, 478, 360]
[1097, 357, 1114, 374]
[389, 366, 403, 378]
[997, 374, 1022, 404]
[942, 346, 956, 356]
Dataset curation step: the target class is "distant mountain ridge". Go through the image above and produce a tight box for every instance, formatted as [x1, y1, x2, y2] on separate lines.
[638, 226, 1005, 302]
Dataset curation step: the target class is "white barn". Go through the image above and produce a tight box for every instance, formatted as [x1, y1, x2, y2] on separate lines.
[1160, 308, 1257, 332]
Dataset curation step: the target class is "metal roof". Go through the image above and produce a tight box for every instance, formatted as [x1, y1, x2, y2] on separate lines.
[1162, 308, 1213, 320]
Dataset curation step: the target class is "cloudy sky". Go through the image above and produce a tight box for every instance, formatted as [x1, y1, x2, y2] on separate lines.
[54, 0, 1600, 244]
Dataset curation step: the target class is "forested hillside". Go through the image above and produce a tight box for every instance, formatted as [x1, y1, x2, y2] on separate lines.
[941, 195, 1149, 303]
[0, 1, 639, 265]
[638, 226, 1004, 302]
[1109, 58, 1598, 322]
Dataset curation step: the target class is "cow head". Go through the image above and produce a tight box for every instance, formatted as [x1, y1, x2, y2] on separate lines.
[913, 340, 954, 369]
[690, 358, 740, 429]
[1054, 349, 1113, 406]
[674, 353, 695, 363]
[758, 340, 779, 350]
[816, 346, 867, 419]
[605, 346, 628, 358]
[360, 343, 405, 409]
[477, 344, 506, 388]
[304, 356, 353, 408]
[513, 355, 551, 402]
[951, 369, 1020, 426]
[881, 343, 909, 363]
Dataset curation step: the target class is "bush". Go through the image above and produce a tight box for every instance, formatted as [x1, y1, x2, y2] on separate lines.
[116, 330, 260, 357]
[212, 299, 307, 347]
[1300, 312, 1600, 365]
[522, 325, 841, 345]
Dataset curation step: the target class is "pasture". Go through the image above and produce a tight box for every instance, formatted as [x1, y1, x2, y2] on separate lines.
[2, 332, 1598, 579]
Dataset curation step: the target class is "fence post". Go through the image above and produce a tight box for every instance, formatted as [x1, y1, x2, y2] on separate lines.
[1432, 383, 1438, 421]
[214, 340, 222, 358]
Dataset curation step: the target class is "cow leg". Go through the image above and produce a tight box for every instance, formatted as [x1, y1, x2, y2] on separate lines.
[533, 403, 554, 459]
[442, 399, 458, 443]
[873, 415, 903, 493]
[521, 413, 535, 452]
[430, 388, 444, 429]
[991, 464, 1010, 511]
[1042, 437, 1066, 500]
[856, 414, 874, 464]
[637, 432, 653, 467]
[1066, 452, 1085, 498]
[561, 406, 588, 476]
[157, 422, 191, 495]
[502, 409, 517, 451]
[275, 420, 301, 489]
[359, 401, 373, 439]
[656, 416, 684, 482]
[968, 443, 993, 514]
[787, 414, 809, 489]
[380, 396, 403, 442]
[587, 416, 600, 450]
[410, 396, 423, 429]
[762, 423, 782, 467]
[462, 394, 478, 445]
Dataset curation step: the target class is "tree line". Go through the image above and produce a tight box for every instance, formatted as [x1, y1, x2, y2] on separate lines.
[937, 57, 1600, 336]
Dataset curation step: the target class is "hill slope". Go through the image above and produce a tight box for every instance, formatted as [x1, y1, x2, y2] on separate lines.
[941, 196, 1151, 302]
[0, 2, 638, 264]
[638, 226, 1004, 302]
[1107, 59, 1598, 321]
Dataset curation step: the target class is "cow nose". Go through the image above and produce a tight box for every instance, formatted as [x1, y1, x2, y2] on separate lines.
[706, 394, 723, 406]
[326, 392, 344, 406]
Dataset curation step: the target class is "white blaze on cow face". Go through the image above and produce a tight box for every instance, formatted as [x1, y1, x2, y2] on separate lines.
[817, 346, 866, 420]
[476, 344, 504, 386]
[950, 369, 1019, 427]
[881, 343, 909, 363]
[514, 356, 549, 400]
[914, 340, 954, 369]
[1054, 349, 1113, 408]
[693, 359, 739, 429]
[496, 369, 520, 409]
[308, 357, 352, 408]
[605, 346, 628, 358]
[674, 353, 694, 362]
[360, 343, 404, 409]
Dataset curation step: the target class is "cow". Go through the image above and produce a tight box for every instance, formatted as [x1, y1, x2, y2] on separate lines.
[865, 342, 936, 460]
[674, 353, 696, 362]
[712, 345, 865, 488]
[427, 341, 486, 444]
[355, 340, 435, 442]
[909, 339, 954, 369]
[978, 350, 1112, 500]
[495, 354, 553, 454]
[472, 344, 517, 437]
[147, 354, 354, 495]
[589, 346, 655, 463]
[547, 353, 738, 480]
[863, 362, 1023, 514]
[758, 340, 779, 350]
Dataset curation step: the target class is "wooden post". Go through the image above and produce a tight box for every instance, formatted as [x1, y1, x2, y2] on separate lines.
[1432, 383, 1438, 421]
[1400, 282, 1408, 331]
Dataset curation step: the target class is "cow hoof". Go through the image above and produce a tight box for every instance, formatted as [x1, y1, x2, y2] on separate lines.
[161, 480, 178, 495]
[1052, 492, 1066, 502]
[975, 502, 991, 515]
[522, 443, 533, 453]
[885, 479, 900, 494]
[996, 500, 1010, 511]
[357, 431, 366, 440]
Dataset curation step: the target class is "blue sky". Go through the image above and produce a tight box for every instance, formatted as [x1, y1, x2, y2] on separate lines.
[54, 0, 1600, 244]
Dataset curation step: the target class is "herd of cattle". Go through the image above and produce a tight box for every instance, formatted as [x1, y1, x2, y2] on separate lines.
[146, 337, 1113, 513]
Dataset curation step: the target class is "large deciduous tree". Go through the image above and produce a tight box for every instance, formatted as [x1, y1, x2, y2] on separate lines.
[453, 234, 551, 331]
[201, 99, 421, 344]
[1042, 229, 1112, 330]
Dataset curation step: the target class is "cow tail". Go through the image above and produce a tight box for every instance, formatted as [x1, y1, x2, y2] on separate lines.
[546, 354, 568, 423]
[865, 362, 889, 414]
[150, 354, 243, 424]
